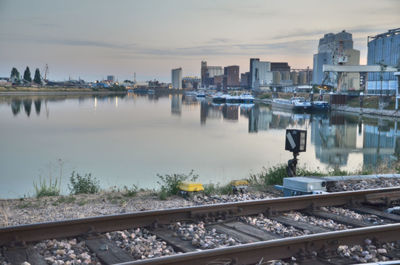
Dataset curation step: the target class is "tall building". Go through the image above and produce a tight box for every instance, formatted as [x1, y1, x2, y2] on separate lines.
[241, 72, 250, 88]
[312, 30, 360, 89]
[107, 75, 115, 83]
[200, 61, 223, 88]
[223, 65, 240, 89]
[171, 68, 182, 89]
[201, 61, 207, 87]
[213, 74, 224, 89]
[249, 58, 273, 89]
[367, 28, 400, 95]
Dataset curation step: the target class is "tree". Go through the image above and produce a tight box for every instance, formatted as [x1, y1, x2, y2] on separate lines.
[23, 66, 32, 82]
[10, 67, 20, 84]
[33, 68, 42, 85]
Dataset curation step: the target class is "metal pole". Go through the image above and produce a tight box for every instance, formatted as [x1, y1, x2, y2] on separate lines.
[287, 152, 298, 177]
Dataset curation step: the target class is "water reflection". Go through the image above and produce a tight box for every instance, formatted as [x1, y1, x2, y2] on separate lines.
[3, 92, 400, 176]
[34, 100, 41, 115]
[171, 94, 182, 116]
[363, 122, 398, 166]
[197, 97, 400, 169]
[311, 114, 357, 167]
[23, 99, 32, 117]
[6, 94, 127, 118]
[311, 114, 400, 168]
[11, 99, 21, 116]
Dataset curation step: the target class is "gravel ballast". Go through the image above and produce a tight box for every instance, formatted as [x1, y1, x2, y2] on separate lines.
[169, 221, 240, 249]
[283, 211, 350, 230]
[106, 228, 175, 259]
[34, 238, 100, 265]
[337, 239, 400, 263]
[241, 213, 305, 237]
[329, 177, 400, 192]
[321, 206, 385, 225]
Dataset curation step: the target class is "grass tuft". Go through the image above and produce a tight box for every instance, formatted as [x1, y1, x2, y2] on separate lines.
[203, 183, 232, 196]
[33, 175, 61, 198]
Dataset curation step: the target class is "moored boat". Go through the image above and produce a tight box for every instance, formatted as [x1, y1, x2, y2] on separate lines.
[271, 97, 312, 112]
[312, 101, 330, 111]
[196, 91, 206, 98]
[212, 92, 227, 103]
[239, 93, 255, 103]
[225, 94, 241, 103]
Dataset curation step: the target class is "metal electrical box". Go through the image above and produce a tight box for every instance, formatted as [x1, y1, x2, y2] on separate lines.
[283, 177, 327, 196]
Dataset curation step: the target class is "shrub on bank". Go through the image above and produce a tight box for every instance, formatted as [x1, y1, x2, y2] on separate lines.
[157, 170, 198, 199]
[248, 164, 327, 186]
[68, 171, 100, 195]
[123, 184, 138, 197]
[258, 93, 272, 99]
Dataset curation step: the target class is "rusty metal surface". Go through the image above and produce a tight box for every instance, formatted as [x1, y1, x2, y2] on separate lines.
[1, 187, 400, 246]
[120, 223, 400, 265]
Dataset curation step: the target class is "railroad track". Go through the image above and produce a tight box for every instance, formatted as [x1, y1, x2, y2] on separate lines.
[1, 187, 400, 265]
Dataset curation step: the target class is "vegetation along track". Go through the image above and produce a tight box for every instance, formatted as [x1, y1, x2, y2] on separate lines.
[2, 187, 400, 265]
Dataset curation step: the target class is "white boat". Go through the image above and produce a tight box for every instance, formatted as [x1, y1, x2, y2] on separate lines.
[196, 91, 206, 97]
[239, 93, 255, 103]
[225, 94, 241, 103]
[272, 97, 312, 112]
[312, 101, 330, 111]
[211, 92, 228, 103]
[240, 103, 255, 110]
[185, 91, 197, 96]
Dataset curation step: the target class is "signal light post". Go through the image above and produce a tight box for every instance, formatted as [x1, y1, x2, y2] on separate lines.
[285, 129, 307, 177]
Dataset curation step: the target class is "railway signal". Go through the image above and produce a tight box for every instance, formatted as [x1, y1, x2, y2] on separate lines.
[285, 129, 307, 177]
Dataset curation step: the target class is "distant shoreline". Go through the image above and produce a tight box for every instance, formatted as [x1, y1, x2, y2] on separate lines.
[0, 87, 127, 96]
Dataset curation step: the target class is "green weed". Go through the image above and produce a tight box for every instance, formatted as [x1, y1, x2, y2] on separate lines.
[53, 196, 76, 205]
[157, 170, 198, 199]
[69, 171, 100, 195]
[123, 185, 138, 197]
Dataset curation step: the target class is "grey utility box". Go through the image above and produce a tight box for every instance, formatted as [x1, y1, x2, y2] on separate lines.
[283, 177, 327, 196]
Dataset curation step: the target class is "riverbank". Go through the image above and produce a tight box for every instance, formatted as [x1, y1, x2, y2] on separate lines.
[0, 88, 127, 96]
[0, 188, 276, 227]
[2, 177, 400, 228]
[332, 105, 400, 118]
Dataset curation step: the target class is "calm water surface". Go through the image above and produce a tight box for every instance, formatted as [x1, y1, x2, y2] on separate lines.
[0, 93, 399, 198]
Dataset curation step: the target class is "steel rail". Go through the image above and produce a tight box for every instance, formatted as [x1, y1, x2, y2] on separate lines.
[119, 223, 400, 265]
[1, 187, 399, 246]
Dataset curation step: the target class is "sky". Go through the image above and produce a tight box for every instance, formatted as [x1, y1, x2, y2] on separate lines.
[0, 0, 399, 82]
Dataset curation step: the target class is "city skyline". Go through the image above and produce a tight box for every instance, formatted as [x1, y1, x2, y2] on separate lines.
[0, 0, 398, 82]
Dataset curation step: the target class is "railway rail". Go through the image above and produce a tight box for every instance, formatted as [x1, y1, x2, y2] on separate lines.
[1, 187, 400, 265]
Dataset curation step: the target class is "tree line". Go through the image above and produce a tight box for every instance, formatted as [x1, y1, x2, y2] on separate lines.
[10, 66, 42, 85]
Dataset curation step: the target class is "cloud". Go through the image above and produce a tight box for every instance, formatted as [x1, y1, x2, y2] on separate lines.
[1, 34, 136, 50]
[112, 39, 317, 60]
[200, 3, 276, 19]
[271, 24, 395, 41]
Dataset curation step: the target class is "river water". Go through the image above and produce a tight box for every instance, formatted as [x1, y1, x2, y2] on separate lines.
[0, 92, 399, 198]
